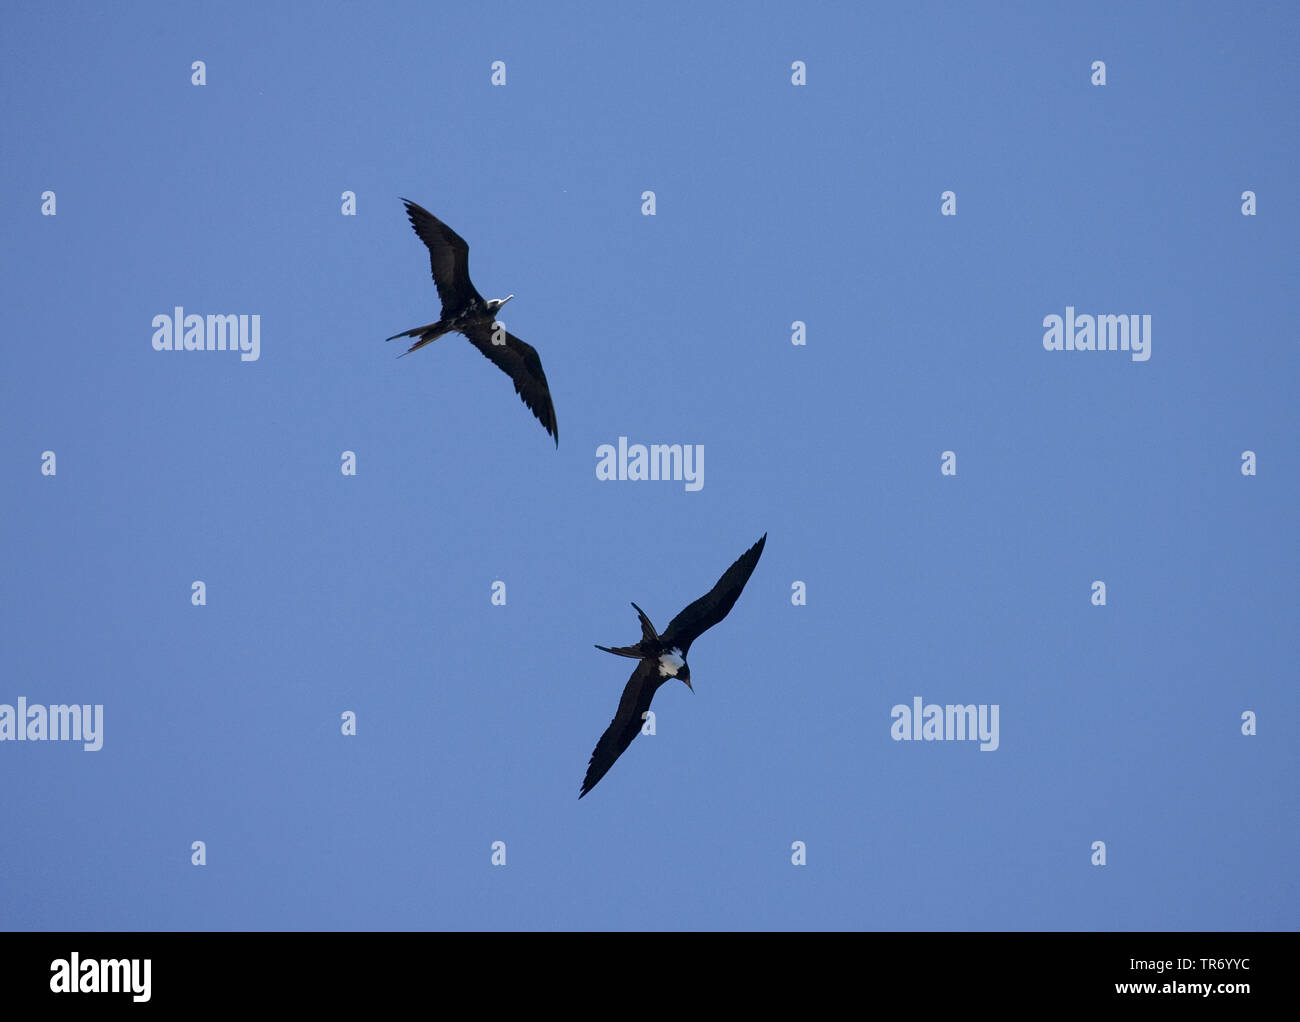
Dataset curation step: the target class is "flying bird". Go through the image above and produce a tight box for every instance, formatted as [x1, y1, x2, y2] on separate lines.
[580, 534, 767, 799]
[386, 198, 558, 445]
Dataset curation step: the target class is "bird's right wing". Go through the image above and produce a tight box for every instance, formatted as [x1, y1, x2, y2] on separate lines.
[462, 324, 559, 445]
[399, 198, 484, 315]
[661, 534, 767, 655]
[579, 659, 664, 798]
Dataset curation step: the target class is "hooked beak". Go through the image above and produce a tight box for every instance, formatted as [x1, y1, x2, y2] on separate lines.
[683, 678, 694, 693]
[501, 294, 515, 306]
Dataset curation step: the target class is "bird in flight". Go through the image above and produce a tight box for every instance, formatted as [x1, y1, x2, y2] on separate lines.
[580, 534, 767, 799]
[386, 198, 558, 445]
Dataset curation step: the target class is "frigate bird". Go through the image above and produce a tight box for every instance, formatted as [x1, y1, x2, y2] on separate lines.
[386, 198, 558, 445]
[580, 534, 767, 798]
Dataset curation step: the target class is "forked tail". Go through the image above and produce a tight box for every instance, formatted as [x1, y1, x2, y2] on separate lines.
[386, 321, 445, 358]
[594, 602, 660, 658]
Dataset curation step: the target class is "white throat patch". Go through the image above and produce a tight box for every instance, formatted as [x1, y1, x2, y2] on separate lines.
[658, 648, 685, 677]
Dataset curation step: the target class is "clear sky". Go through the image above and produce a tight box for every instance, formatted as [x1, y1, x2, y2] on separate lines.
[2, 1, 1296, 931]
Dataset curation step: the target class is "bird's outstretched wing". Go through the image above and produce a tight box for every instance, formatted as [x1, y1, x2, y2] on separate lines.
[580, 659, 666, 798]
[660, 534, 767, 655]
[461, 323, 558, 445]
[399, 198, 484, 316]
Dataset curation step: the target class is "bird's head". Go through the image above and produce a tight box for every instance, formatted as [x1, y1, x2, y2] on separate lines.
[679, 663, 693, 692]
[488, 294, 514, 314]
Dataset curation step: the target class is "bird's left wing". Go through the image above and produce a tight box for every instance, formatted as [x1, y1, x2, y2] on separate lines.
[661, 534, 767, 655]
[461, 324, 558, 445]
[579, 659, 664, 798]
[399, 199, 484, 315]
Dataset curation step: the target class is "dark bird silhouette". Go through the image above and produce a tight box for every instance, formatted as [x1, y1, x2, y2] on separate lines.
[386, 198, 558, 445]
[580, 534, 767, 798]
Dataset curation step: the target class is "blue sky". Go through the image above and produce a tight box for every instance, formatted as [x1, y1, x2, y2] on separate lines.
[1, 1, 1296, 930]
